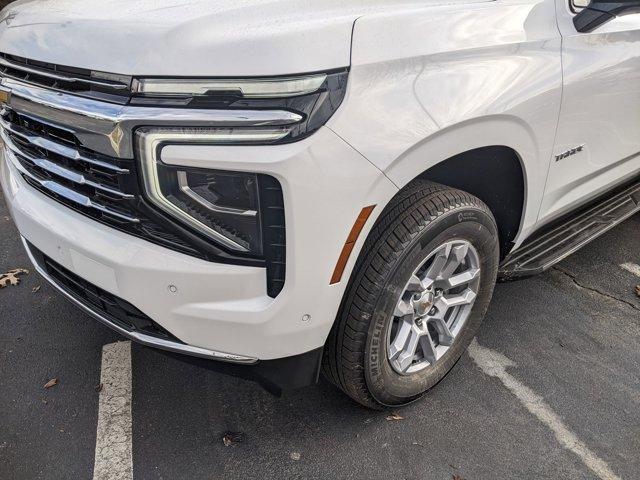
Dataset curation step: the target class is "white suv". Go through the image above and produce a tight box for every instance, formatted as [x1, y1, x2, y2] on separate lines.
[1, 0, 639, 408]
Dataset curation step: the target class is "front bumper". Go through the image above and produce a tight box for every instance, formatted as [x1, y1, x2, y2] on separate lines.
[23, 235, 328, 393]
[1, 126, 397, 362]
[21, 237, 256, 362]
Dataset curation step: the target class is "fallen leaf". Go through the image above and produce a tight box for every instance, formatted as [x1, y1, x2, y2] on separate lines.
[222, 431, 244, 447]
[290, 452, 301, 461]
[32, 285, 41, 293]
[95, 383, 103, 393]
[43, 378, 58, 389]
[0, 268, 29, 288]
[452, 474, 465, 480]
[386, 412, 404, 421]
[635, 285, 640, 298]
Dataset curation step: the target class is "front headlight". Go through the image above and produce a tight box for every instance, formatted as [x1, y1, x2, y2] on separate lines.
[131, 70, 348, 143]
[137, 125, 288, 295]
[134, 71, 345, 292]
[135, 71, 347, 257]
[136, 128, 286, 254]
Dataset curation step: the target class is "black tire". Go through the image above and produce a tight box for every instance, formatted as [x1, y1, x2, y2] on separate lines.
[322, 179, 499, 409]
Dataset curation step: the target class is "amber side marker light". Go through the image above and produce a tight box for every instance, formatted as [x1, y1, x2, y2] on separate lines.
[330, 205, 377, 285]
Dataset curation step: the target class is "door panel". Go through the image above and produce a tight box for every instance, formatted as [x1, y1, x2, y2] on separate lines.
[540, 1, 640, 221]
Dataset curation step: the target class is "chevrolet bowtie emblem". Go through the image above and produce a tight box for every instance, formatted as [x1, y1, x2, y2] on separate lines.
[0, 87, 11, 106]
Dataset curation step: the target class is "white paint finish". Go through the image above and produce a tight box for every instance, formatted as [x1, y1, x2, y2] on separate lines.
[540, 1, 640, 221]
[0, 0, 638, 364]
[0, 128, 399, 360]
[0, 0, 489, 76]
[70, 249, 119, 294]
[468, 340, 622, 480]
[94, 341, 133, 480]
[620, 263, 640, 278]
[329, 0, 562, 246]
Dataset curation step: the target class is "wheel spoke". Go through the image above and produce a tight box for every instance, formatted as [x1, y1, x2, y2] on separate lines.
[437, 289, 477, 310]
[394, 297, 413, 317]
[418, 330, 437, 365]
[439, 267, 480, 289]
[430, 317, 455, 346]
[389, 317, 413, 359]
[438, 244, 469, 280]
[405, 274, 426, 292]
[423, 245, 450, 282]
[394, 327, 421, 372]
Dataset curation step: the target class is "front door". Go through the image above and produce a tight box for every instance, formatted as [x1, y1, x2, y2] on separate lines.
[541, 0, 640, 221]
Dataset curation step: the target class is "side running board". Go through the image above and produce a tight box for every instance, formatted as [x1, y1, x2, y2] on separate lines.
[499, 178, 640, 280]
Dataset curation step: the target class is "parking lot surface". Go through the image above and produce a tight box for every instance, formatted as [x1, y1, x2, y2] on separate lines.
[1, 187, 638, 480]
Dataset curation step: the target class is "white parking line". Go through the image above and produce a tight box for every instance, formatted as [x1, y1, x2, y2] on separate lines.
[93, 341, 133, 480]
[468, 340, 622, 480]
[620, 262, 640, 278]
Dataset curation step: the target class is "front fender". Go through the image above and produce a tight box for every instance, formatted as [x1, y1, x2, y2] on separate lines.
[328, 0, 562, 245]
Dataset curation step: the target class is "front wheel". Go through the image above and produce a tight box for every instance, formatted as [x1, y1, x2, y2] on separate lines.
[323, 180, 499, 409]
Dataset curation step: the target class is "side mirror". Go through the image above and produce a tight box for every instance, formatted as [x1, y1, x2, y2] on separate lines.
[574, 0, 640, 32]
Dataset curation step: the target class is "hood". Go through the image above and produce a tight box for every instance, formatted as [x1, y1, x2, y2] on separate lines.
[0, 0, 425, 77]
[0, 0, 487, 77]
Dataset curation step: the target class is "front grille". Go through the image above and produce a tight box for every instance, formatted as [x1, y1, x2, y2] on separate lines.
[2, 108, 287, 297]
[27, 243, 181, 342]
[0, 53, 132, 104]
[1, 108, 207, 258]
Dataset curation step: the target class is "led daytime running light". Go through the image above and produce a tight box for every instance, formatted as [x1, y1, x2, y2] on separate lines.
[134, 74, 327, 98]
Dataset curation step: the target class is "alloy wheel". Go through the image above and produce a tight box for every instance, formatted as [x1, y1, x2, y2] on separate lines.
[387, 239, 481, 375]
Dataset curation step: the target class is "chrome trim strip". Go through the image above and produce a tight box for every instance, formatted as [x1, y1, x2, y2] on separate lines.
[4, 145, 140, 223]
[20, 237, 258, 364]
[1, 129, 133, 199]
[1, 78, 304, 158]
[0, 114, 130, 173]
[0, 57, 130, 90]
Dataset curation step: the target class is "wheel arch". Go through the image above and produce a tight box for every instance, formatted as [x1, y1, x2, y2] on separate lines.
[419, 146, 525, 257]
[382, 116, 535, 258]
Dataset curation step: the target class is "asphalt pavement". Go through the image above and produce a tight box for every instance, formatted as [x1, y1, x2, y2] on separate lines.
[1, 186, 639, 480]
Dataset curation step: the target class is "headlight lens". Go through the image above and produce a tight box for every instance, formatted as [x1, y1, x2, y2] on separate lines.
[137, 128, 286, 254]
[157, 167, 262, 253]
[131, 70, 348, 143]
[134, 71, 346, 260]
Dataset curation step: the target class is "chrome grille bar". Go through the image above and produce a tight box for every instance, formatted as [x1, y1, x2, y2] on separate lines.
[0, 114, 130, 173]
[1, 77, 303, 158]
[4, 146, 139, 223]
[0, 57, 130, 90]
[1, 129, 133, 199]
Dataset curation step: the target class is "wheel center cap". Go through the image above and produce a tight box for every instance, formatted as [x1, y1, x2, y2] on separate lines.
[412, 290, 435, 316]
